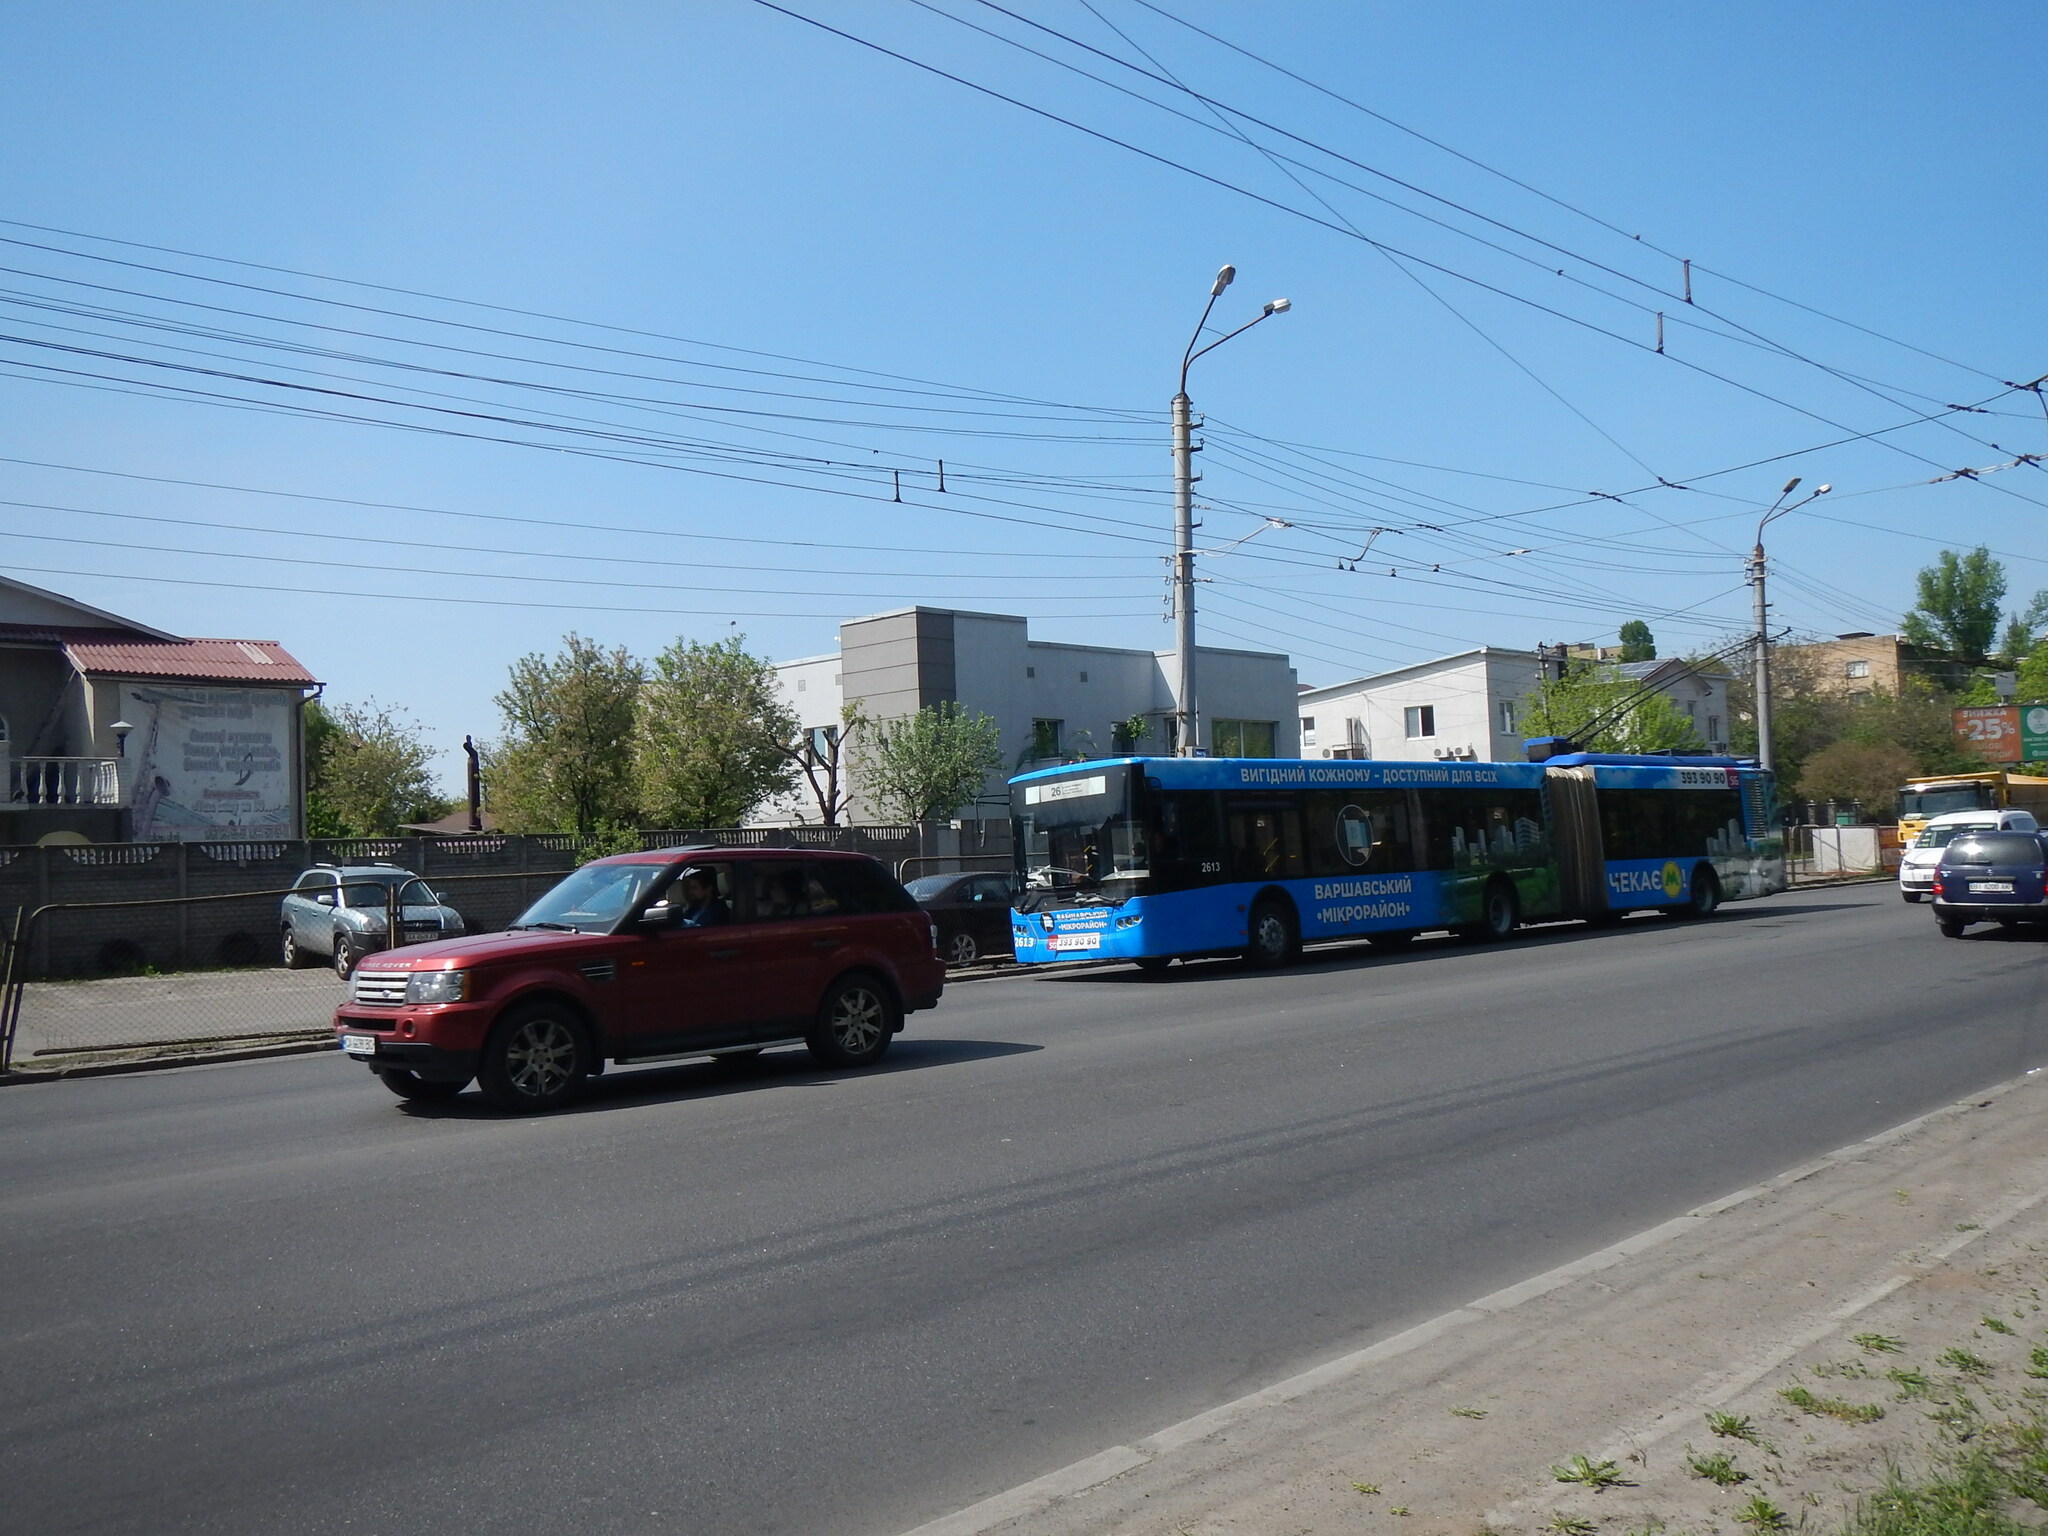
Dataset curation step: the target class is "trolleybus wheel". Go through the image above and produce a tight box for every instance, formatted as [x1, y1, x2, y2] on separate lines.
[1244, 898, 1299, 969]
[1678, 869, 1720, 919]
[1463, 881, 1518, 943]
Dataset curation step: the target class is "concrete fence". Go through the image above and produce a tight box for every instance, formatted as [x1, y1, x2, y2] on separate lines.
[0, 822, 1009, 981]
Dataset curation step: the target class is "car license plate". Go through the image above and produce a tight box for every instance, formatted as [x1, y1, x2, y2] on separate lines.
[1050, 933, 1101, 952]
[341, 1033, 378, 1057]
[1971, 881, 2015, 893]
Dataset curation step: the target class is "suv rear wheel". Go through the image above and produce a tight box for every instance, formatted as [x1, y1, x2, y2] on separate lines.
[478, 1002, 590, 1111]
[282, 927, 316, 969]
[808, 974, 896, 1069]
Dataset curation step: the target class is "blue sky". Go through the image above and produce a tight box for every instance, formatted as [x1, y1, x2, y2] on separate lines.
[2, 2, 2042, 785]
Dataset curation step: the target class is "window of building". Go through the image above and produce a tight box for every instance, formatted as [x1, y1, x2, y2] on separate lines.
[1707, 714, 1721, 742]
[1496, 701, 1515, 735]
[1030, 718, 1063, 757]
[1403, 705, 1436, 739]
[1300, 716, 1315, 734]
[807, 725, 838, 763]
[796, 678, 806, 692]
[1079, 670, 1088, 683]
[1026, 666, 1036, 678]
[1845, 659, 1870, 679]
[1211, 719, 1277, 757]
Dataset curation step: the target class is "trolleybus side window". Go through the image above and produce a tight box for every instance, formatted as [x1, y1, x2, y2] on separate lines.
[1224, 796, 1305, 881]
[1600, 788, 1745, 861]
[1303, 790, 1416, 875]
[1420, 788, 1547, 870]
[1147, 789, 1226, 892]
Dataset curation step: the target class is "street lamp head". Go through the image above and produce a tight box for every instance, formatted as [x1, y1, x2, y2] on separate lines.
[1780, 476, 1801, 495]
[1815, 483, 1832, 495]
[1210, 264, 1236, 297]
[1263, 297, 1292, 315]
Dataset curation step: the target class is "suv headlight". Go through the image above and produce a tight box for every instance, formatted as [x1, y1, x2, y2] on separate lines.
[405, 970, 468, 1005]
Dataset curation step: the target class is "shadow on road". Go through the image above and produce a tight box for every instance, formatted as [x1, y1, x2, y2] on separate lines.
[394, 1037, 1042, 1119]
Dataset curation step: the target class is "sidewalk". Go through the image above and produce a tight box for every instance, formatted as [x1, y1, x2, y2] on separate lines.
[911, 1066, 2048, 1536]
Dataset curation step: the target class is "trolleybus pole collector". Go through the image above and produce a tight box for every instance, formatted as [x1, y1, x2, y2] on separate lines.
[1007, 740, 1783, 971]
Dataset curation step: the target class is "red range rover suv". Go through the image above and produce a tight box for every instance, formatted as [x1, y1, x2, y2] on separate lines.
[332, 848, 945, 1111]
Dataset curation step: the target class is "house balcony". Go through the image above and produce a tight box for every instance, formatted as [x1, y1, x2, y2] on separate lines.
[9, 757, 121, 807]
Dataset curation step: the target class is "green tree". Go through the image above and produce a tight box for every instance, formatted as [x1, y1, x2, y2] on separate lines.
[2016, 635, 2048, 704]
[305, 699, 447, 835]
[1797, 740, 1917, 814]
[1998, 589, 2048, 665]
[1900, 547, 2005, 662]
[1517, 663, 1700, 754]
[489, 634, 644, 834]
[863, 702, 1005, 823]
[1616, 620, 1657, 662]
[634, 634, 796, 827]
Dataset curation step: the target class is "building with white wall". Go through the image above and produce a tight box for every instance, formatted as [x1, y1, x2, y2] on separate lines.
[0, 574, 319, 844]
[762, 607, 1299, 824]
[1297, 648, 1545, 764]
[1296, 647, 1733, 764]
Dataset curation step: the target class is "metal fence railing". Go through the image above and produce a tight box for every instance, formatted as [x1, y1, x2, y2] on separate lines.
[0, 870, 559, 1072]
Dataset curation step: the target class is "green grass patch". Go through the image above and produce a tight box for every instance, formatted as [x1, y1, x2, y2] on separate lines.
[1707, 1411, 1764, 1443]
[1937, 1348, 1994, 1377]
[1780, 1384, 1886, 1422]
[1551, 1453, 1630, 1489]
[1687, 1449, 1747, 1486]
[1855, 1333, 1907, 1354]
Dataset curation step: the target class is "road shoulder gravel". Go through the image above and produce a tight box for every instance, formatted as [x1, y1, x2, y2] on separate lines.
[904, 1065, 2048, 1536]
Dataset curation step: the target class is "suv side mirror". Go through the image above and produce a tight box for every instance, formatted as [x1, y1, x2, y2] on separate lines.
[315, 893, 335, 906]
[638, 900, 674, 927]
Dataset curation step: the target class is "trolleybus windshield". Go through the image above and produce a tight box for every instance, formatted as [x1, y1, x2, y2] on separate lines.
[1015, 765, 1149, 901]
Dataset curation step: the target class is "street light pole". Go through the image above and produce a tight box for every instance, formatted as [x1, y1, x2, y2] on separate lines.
[1172, 265, 1290, 756]
[1748, 477, 1829, 774]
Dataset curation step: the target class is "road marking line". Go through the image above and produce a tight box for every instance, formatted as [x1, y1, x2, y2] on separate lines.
[893, 1069, 2040, 1536]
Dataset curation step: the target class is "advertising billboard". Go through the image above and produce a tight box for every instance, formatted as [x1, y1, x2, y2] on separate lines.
[122, 684, 296, 840]
[1952, 704, 2048, 764]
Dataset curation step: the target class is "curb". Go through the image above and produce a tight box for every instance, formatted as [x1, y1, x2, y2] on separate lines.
[0, 1037, 336, 1085]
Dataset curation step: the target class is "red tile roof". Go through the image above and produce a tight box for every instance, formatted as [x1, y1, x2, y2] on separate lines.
[62, 636, 318, 686]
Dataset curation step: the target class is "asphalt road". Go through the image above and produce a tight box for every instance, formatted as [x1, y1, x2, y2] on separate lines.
[2, 886, 2043, 1536]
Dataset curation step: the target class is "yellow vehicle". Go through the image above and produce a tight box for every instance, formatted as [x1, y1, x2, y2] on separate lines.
[1896, 770, 2048, 844]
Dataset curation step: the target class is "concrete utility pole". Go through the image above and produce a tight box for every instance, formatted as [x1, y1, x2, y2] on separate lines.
[1172, 265, 1290, 756]
[1748, 477, 1829, 773]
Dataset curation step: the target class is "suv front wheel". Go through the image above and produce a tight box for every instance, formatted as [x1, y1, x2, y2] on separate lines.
[478, 1002, 590, 1111]
[808, 974, 897, 1069]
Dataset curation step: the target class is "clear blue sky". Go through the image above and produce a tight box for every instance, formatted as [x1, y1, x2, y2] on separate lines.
[2, 2, 2042, 786]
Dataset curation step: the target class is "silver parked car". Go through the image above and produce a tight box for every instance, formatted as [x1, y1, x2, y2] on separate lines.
[280, 865, 465, 977]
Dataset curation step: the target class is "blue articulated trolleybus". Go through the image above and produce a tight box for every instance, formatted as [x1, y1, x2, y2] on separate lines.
[1007, 749, 1785, 970]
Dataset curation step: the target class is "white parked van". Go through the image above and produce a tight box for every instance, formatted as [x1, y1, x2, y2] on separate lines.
[1898, 808, 2042, 901]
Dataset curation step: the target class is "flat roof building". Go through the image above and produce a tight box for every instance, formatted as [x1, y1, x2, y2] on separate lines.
[764, 607, 1299, 823]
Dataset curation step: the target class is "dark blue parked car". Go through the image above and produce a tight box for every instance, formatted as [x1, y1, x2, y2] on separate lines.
[1930, 831, 2048, 937]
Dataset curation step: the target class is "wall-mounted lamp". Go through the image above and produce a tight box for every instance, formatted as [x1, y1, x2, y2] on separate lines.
[111, 721, 133, 759]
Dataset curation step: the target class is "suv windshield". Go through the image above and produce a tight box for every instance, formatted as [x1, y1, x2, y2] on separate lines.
[339, 873, 433, 907]
[1917, 823, 1996, 849]
[1942, 834, 2045, 866]
[903, 875, 956, 900]
[513, 862, 670, 933]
